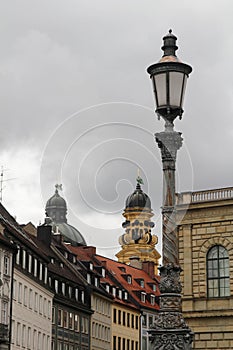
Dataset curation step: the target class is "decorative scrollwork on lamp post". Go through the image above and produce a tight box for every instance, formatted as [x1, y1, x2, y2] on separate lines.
[147, 30, 194, 349]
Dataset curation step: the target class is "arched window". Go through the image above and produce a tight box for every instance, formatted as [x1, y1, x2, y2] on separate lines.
[207, 245, 230, 297]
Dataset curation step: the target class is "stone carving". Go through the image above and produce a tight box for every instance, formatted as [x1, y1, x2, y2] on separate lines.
[153, 312, 188, 329]
[160, 295, 181, 309]
[150, 333, 194, 350]
[159, 263, 182, 294]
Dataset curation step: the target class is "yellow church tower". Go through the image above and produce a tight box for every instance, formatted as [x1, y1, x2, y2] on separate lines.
[116, 176, 161, 274]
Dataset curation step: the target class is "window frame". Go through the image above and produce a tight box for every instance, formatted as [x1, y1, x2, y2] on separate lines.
[207, 245, 230, 298]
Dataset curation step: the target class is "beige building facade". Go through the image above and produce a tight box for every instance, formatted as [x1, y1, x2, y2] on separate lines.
[11, 269, 53, 350]
[91, 292, 112, 350]
[177, 187, 233, 350]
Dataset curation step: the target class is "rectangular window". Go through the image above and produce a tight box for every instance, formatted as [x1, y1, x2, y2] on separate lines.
[34, 292, 38, 312]
[48, 300, 51, 319]
[29, 288, 33, 309]
[33, 330, 37, 349]
[13, 279, 17, 300]
[58, 309, 62, 326]
[24, 286, 28, 306]
[118, 337, 121, 350]
[135, 341, 138, 350]
[4, 255, 10, 275]
[113, 336, 116, 350]
[74, 314, 79, 332]
[18, 283, 22, 303]
[17, 322, 21, 346]
[127, 339, 130, 350]
[1, 302, 8, 324]
[11, 320, 15, 344]
[69, 312, 74, 329]
[22, 324, 26, 347]
[136, 315, 139, 329]
[113, 308, 117, 323]
[63, 310, 68, 328]
[69, 286, 72, 298]
[131, 340, 134, 350]
[131, 314, 134, 328]
[127, 313, 130, 327]
[118, 310, 121, 324]
[52, 307, 55, 324]
[28, 327, 31, 348]
[81, 291, 85, 303]
[123, 311, 126, 326]
[39, 295, 43, 314]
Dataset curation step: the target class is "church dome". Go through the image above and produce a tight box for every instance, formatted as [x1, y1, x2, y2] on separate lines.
[53, 223, 86, 246]
[45, 185, 86, 246]
[125, 182, 151, 209]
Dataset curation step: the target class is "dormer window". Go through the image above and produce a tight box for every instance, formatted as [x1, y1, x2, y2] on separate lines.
[127, 275, 132, 284]
[94, 277, 99, 287]
[139, 279, 144, 288]
[141, 292, 146, 303]
[106, 284, 110, 293]
[118, 290, 122, 299]
[75, 288, 79, 301]
[62, 283, 65, 295]
[150, 295, 155, 305]
[112, 287, 116, 297]
[90, 262, 93, 271]
[124, 292, 128, 300]
[102, 268, 106, 277]
[64, 252, 68, 259]
[152, 284, 156, 291]
[69, 286, 72, 298]
[87, 274, 91, 284]
[73, 256, 76, 264]
[81, 291, 85, 303]
[60, 262, 64, 268]
[50, 258, 55, 264]
[55, 280, 58, 293]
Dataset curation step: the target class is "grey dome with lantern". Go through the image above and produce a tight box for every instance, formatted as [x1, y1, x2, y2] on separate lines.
[45, 185, 86, 246]
[125, 178, 151, 209]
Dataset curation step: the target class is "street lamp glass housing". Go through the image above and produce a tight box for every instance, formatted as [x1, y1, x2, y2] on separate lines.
[147, 30, 192, 122]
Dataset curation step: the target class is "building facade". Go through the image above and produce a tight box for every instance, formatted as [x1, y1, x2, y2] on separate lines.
[0, 233, 16, 350]
[177, 187, 233, 350]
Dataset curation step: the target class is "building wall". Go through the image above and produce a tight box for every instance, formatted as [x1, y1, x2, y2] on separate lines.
[51, 302, 90, 350]
[91, 293, 112, 350]
[0, 243, 14, 349]
[11, 269, 53, 350]
[112, 303, 140, 350]
[177, 189, 233, 350]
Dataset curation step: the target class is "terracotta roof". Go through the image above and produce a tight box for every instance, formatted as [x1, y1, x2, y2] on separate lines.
[67, 245, 159, 310]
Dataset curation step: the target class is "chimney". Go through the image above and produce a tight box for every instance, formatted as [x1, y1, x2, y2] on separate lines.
[37, 224, 52, 246]
[129, 256, 142, 269]
[142, 261, 155, 279]
[83, 246, 96, 256]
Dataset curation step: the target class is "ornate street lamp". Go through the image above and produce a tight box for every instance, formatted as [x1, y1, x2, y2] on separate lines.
[147, 30, 194, 349]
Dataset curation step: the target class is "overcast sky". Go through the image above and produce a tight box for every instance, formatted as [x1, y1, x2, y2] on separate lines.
[0, 1, 232, 258]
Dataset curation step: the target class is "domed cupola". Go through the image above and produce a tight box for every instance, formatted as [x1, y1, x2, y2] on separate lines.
[45, 184, 86, 246]
[125, 182, 151, 209]
[46, 185, 67, 224]
[116, 175, 160, 274]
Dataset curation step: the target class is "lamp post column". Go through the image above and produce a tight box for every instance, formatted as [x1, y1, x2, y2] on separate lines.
[147, 31, 193, 350]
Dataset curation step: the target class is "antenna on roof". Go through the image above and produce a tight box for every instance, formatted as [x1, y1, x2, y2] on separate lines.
[0, 166, 17, 203]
